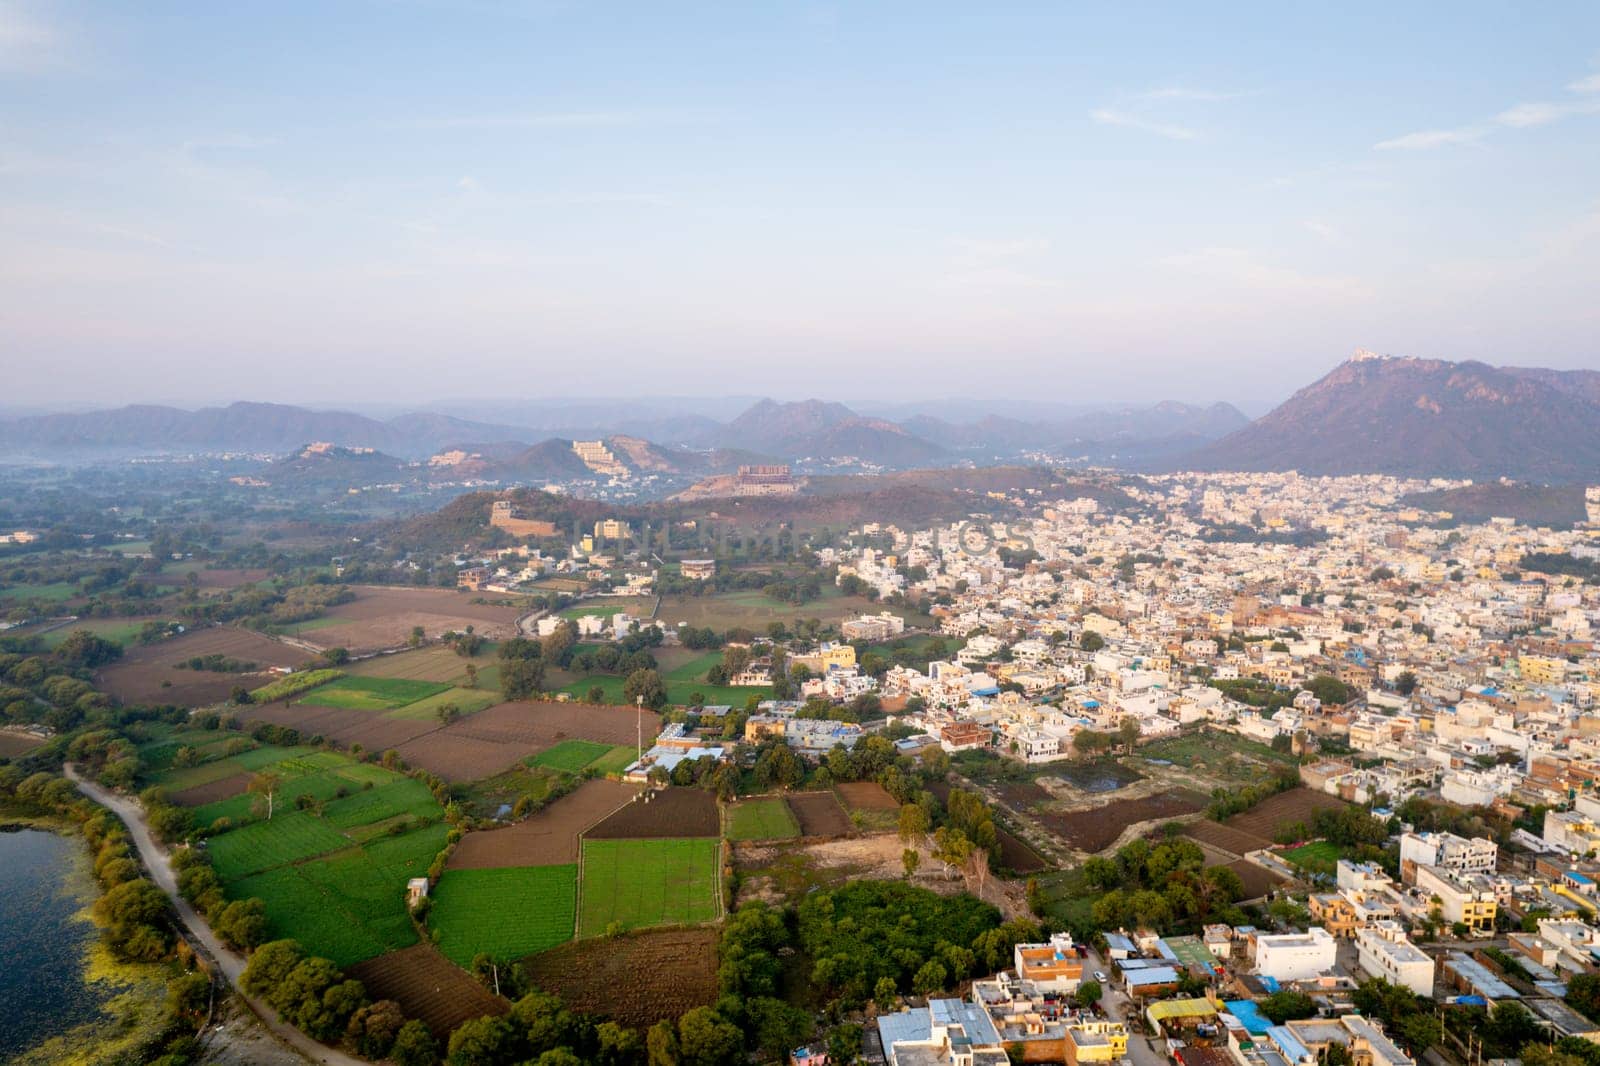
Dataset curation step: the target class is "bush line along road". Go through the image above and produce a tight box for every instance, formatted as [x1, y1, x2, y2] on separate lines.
[65, 763, 361, 1066]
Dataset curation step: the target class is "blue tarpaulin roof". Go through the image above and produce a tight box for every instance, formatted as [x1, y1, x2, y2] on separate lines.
[1225, 1001, 1272, 1035]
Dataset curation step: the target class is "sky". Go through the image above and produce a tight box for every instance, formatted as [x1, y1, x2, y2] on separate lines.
[3, 1, 1599, 412]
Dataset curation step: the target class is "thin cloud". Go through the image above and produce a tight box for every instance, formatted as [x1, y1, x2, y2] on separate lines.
[1374, 127, 1486, 150]
[1375, 68, 1600, 149]
[1303, 220, 1344, 245]
[1089, 108, 1198, 141]
[0, 1, 67, 73]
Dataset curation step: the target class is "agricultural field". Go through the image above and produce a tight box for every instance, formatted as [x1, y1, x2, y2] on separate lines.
[296, 586, 524, 653]
[725, 797, 800, 841]
[577, 838, 721, 936]
[586, 788, 719, 839]
[995, 827, 1049, 873]
[229, 822, 448, 967]
[529, 739, 614, 773]
[786, 791, 854, 837]
[0, 580, 78, 602]
[348, 645, 491, 686]
[97, 627, 307, 706]
[559, 596, 655, 620]
[0, 730, 47, 757]
[1184, 819, 1272, 858]
[348, 943, 508, 1039]
[448, 779, 638, 869]
[429, 865, 578, 966]
[37, 617, 156, 650]
[557, 663, 766, 709]
[1279, 840, 1341, 867]
[1224, 788, 1350, 841]
[238, 703, 441, 754]
[143, 740, 450, 968]
[836, 781, 898, 810]
[394, 701, 660, 783]
[294, 675, 451, 711]
[520, 928, 719, 1030]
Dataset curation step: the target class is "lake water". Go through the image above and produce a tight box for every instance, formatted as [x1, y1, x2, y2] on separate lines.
[0, 827, 105, 1060]
[1054, 761, 1143, 793]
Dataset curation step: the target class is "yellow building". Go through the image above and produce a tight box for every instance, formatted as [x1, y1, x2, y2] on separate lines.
[1064, 1021, 1129, 1066]
[1520, 655, 1567, 685]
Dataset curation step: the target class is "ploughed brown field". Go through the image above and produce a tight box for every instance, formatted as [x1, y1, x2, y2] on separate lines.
[448, 780, 639, 869]
[395, 701, 659, 784]
[98, 627, 308, 707]
[0, 731, 46, 758]
[995, 827, 1048, 873]
[835, 781, 898, 810]
[168, 771, 253, 807]
[520, 928, 718, 1030]
[1224, 787, 1349, 840]
[1035, 789, 1209, 853]
[1225, 858, 1287, 900]
[786, 791, 853, 837]
[300, 586, 524, 652]
[347, 943, 507, 1039]
[584, 788, 719, 839]
[241, 703, 440, 752]
[1183, 819, 1271, 857]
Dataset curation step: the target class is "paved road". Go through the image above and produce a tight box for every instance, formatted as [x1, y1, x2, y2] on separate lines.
[65, 764, 366, 1066]
[1085, 945, 1168, 1066]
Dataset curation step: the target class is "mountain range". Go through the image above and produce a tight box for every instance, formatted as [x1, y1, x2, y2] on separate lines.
[0, 396, 1247, 470]
[1181, 350, 1600, 481]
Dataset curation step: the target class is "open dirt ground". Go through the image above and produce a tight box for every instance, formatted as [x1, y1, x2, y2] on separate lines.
[1034, 788, 1208, 853]
[520, 928, 718, 1031]
[584, 788, 719, 839]
[836, 781, 898, 810]
[448, 779, 639, 869]
[348, 942, 508, 1040]
[300, 587, 523, 652]
[98, 628, 307, 707]
[787, 791, 854, 837]
[394, 701, 659, 783]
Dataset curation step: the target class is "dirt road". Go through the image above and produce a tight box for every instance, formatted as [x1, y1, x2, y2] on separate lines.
[64, 764, 369, 1066]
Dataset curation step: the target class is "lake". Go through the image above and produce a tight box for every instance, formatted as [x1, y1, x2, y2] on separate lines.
[0, 827, 105, 1060]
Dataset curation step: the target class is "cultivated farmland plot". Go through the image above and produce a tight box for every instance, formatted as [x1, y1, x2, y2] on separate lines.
[725, 797, 800, 841]
[577, 838, 721, 936]
[430, 865, 578, 966]
[520, 928, 719, 1031]
[294, 675, 451, 710]
[349, 943, 508, 1040]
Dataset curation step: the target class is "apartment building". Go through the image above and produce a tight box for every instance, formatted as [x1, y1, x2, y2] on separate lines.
[1413, 864, 1497, 934]
[1253, 927, 1337, 981]
[1012, 933, 1084, 992]
[1354, 921, 1433, 995]
[1398, 831, 1497, 882]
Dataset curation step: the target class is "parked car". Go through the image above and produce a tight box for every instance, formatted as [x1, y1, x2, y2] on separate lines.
[1094, 970, 1107, 982]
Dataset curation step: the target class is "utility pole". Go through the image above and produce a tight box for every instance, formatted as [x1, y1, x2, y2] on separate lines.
[636, 694, 644, 763]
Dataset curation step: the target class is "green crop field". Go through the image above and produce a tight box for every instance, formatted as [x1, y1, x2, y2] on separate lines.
[1279, 840, 1341, 867]
[40, 619, 153, 649]
[530, 739, 613, 772]
[294, 675, 450, 710]
[586, 745, 638, 777]
[387, 686, 495, 721]
[577, 838, 720, 936]
[206, 810, 354, 879]
[726, 798, 800, 841]
[430, 865, 578, 966]
[557, 673, 768, 708]
[228, 824, 446, 968]
[145, 736, 449, 968]
[0, 581, 78, 602]
[251, 669, 344, 702]
[559, 597, 655, 621]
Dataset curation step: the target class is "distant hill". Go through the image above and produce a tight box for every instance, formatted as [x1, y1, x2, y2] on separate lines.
[718, 398, 945, 466]
[0, 402, 534, 459]
[1398, 482, 1589, 528]
[1180, 350, 1600, 480]
[261, 443, 410, 486]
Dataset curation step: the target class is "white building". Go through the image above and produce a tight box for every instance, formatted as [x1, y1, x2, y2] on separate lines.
[1354, 921, 1433, 996]
[1398, 831, 1497, 881]
[1254, 927, 1337, 982]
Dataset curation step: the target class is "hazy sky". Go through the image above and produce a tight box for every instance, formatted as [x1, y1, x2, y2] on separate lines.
[3, 2, 1599, 410]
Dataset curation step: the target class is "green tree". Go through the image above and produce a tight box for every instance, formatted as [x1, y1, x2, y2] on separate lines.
[500, 656, 547, 700]
[913, 960, 948, 996]
[675, 1007, 743, 1066]
[390, 1019, 439, 1066]
[1260, 990, 1317, 1024]
[447, 1015, 522, 1066]
[1076, 979, 1102, 1008]
[623, 668, 669, 710]
[828, 1023, 864, 1065]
